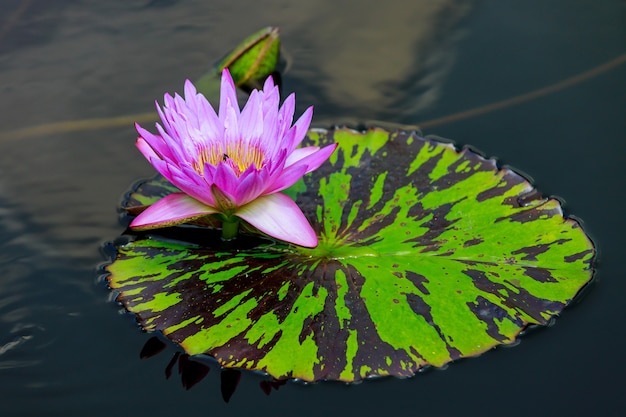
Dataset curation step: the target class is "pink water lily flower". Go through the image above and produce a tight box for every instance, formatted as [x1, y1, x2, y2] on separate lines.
[131, 69, 336, 247]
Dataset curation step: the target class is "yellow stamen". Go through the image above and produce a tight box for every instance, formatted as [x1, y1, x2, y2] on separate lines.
[193, 140, 266, 177]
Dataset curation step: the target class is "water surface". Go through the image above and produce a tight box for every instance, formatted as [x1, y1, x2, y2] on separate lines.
[0, 1, 624, 416]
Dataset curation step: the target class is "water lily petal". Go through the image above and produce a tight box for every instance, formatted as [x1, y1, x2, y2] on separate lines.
[264, 163, 308, 194]
[261, 81, 280, 117]
[213, 163, 240, 201]
[222, 102, 241, 146]
[163, 94, 178, 117]
[155, 100, 173, 132]
[219, 69, 239, 119]
[130, 193, 218, 230]
[277, 93, 295, 139]
[144, 160, 211, 209]
[172, 165, 217, 207]
[292, 143, 338, 174]
[238, 89, 264, 143]
[211, 185, 236, 213]
[136, 125, 176, 162]
[197, 99, 222, 144]
[234, 168, 268, 206]
[136, 137, 161, 162]
[173, 93, 188, 116]
[260, 82, 281, 156]
[145, 156, 177, 187]
[284, 146, 319, 167]
[265, 144, 337, 194]
[236, 193, 318, 247]
[154, 122, 186, 162]
[262, 73, 275, 91]
[183, 79, 199, 115]
[287, 106, 313, 152]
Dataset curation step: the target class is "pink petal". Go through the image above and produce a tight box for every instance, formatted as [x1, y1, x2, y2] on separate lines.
[197, 98, 222, 142]
[140, 161, 210, 209]
[287, 106, 313, 152]
[155, 123, 185, 162]
[260, 110, 281, 158]
[236, 193, 318, 247]
[284, 146, 319, 167]
[183, 80, 198, 114]
[130, 193, 218, 230]
[263, 163, 308, 194]
[263, 74, 276, 91]
[264, 143, 337, 194]
[262, 83, 280, 116]
[260, 84, 280, 148]
[277, 93, 295, 138]
[173, 93, 187, 114]
[136, 124, 174, 161]
[213, 163, 240, 202]
[210, 184, 236, 212]
[222, 103, 240, 145]
[234, 168, 268, 206]
[267, 148, 288, 174]
[238, 89, 264, 142]
[163, 94, 177, 115]
[294, 143, 338, 174]
[219, 69, 239, 118]
[145, 156, 177, 186]
[136, 137, 161, 162]
[155, 101, 172, 132]
[171, 165, 216, 207]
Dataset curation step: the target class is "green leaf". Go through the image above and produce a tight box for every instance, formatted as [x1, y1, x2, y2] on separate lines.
[107, 127, 595, 382]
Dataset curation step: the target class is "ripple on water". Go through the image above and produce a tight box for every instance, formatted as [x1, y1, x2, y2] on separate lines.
[0, 201, 58, 373]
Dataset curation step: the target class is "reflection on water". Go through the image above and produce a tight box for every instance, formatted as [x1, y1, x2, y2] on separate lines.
[0, 197, 59, 374]
[136, 334, 289, 402]
[0, 0, 624, 416]
[282, 0, 474, 122]
[0, 0, 473, 130]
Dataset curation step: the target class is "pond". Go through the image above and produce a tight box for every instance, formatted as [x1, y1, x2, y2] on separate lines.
[0, 0, 624, 416]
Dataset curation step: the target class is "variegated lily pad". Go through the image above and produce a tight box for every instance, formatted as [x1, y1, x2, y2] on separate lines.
[107, 127, 594, 382]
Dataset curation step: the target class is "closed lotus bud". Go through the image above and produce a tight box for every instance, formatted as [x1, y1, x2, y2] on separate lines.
[195, 27, 281, 98]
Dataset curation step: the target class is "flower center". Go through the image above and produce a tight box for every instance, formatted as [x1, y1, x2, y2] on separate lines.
[194, 141, 266, 177]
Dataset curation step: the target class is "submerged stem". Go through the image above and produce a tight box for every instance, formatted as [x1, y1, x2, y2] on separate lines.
[221, 218, 240, 241]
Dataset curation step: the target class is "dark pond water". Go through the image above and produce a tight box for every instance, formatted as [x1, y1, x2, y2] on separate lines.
[1, 1, 624, 416]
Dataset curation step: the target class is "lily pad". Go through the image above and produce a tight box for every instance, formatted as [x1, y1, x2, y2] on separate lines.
[106, 127, 595, 382]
